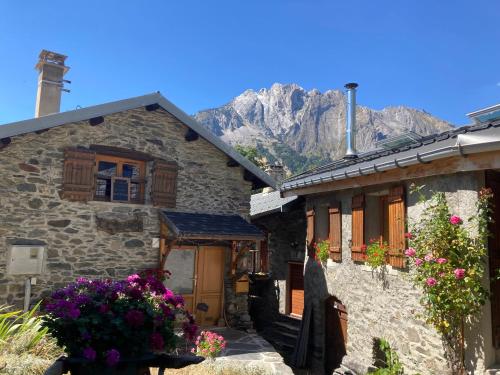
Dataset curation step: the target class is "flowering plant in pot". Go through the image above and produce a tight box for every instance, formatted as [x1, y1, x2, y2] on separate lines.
[365, 239, 388, 271]
[314, 240, 330, 265]
[42, 273, 198, 374]
[191, 330, 226, 359]
[405, 186, 492, 374]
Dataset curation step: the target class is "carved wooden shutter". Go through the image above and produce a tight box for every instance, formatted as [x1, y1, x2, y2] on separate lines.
[62, 148, 96, 202]
[388, 186, 406, 268]
[329, 202, 342, 262]
[151, 160, 178, 207]
[351, 194, 365, 262]
[306, 209, 315, 257]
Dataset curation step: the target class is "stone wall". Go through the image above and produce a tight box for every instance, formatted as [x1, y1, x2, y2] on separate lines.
[252, 205, 306, 318]
[0, 106, 253, 311]
[304, 171, 495, 374]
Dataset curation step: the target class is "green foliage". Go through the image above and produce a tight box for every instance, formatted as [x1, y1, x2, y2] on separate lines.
[0, 303, 62, 375]
[234, 145, 265, 168]
[366, 240, 388, 270]
[369, 338, 404, 375]
[314, 240, 330, 264]
[405, 186, 492, 371]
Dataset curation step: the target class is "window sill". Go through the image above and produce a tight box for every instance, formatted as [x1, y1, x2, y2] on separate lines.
[87, 200, 152, 209]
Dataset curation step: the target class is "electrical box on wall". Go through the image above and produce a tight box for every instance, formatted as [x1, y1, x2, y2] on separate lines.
[7, 245, 45, 275]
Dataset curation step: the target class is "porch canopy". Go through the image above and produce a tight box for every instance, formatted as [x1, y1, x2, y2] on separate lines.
[160, 211, 265, 241]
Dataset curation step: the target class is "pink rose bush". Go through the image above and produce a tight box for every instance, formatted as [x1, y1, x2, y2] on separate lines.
[191, 330, 226, 359]
[404, 187, 492, 373]
[42, 273, 198, 366]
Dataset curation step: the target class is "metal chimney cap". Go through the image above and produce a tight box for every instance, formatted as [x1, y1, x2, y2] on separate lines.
[344, 82, 358, 89]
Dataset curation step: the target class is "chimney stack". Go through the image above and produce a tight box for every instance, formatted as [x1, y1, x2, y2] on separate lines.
[263, 163, 285, 193]
[344, 82, 358, 159]
[34, 50, 70, 117]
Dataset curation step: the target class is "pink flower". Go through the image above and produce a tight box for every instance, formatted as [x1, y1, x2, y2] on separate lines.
[436, 258, 447, 264]
[82, 347, 96, 361]
[450, 215, 463, 225]
[127, 274, 141, 283]
[106, 349, 120, 366]
[404, 247, 416, 257]
[426, 277, 437, 286]
[438, 272, 446, 277]
[414, 258, 423, 266]
[454, 268, 466, 279]
[424, 254, 434, 262]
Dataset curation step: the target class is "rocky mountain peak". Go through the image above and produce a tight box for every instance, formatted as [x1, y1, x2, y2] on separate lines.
[195, 83, 454, 174]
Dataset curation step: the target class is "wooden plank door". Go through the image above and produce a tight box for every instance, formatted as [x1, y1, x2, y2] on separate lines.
[325, 297, 347, 373]
[195, 246, 225, 327]
[486, 171, 500, 348]
[288, 262, 304, 317]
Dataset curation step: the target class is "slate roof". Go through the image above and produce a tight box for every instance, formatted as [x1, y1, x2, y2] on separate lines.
[0, 93, 276, 190]
[161, 211, 264, 240]
[250, 190, 298, 218]
[282, 119, 500, 192]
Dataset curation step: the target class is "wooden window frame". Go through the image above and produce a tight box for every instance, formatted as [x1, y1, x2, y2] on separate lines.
[94, 154, 146, 204]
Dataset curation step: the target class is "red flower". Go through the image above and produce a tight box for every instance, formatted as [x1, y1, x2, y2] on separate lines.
[404, 232, 413, 239]
[361, 244, 367, 252]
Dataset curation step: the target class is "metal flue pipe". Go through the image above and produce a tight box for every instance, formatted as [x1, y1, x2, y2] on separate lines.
[344, 82, 358, 159]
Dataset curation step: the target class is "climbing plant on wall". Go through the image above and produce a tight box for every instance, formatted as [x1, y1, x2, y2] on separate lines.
[404, 185, 493, 374]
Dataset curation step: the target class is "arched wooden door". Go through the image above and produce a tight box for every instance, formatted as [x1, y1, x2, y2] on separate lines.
[325, 296, 347, 373]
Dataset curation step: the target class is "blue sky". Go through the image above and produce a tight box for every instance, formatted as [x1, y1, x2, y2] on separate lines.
[0, 0, 498, 125]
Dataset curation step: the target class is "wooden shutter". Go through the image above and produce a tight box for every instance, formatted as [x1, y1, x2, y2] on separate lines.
[388, 186, 406, 268]
[151, 160, 178, 207]
[329, 202, 342, 262]
[62, 148, 96, 202]
[306, 209, 315, 257]
[351, 194, 365, 262]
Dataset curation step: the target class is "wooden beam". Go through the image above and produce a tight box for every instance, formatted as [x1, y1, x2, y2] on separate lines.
[176, 234, 265, 241]
[89, 116, 104, 126]
[89, 144, 154, 161]
[283, 151, 500, 196]
[185, 128, 199, 142]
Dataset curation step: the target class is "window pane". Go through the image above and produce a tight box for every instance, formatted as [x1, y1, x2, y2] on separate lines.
[95, 178, 111, 199]
[123, 163, 140, 178]
[164, 249, 196, 294]
[98, 161, 117, 177]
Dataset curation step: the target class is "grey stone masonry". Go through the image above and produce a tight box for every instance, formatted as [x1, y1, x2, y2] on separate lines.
[304, 172, 496, 374]
[0, 106, 253, 310]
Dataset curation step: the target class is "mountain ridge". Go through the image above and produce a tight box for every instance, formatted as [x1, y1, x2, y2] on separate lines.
[195, 83, 454, 174]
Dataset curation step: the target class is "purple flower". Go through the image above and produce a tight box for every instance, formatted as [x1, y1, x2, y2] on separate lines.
[404, 247, 416, 257]
[74, 294, 92, 305]
[454, 268, 466, 279]
[436, 258, 447, 264]
[128, 287, 143, 300]
[450, 215, 463, 225]
[125, 309, 144, 327]
[83, 347, 96, 361]
[99, 304, 111, 314]
[150, 332, 165, 351]
[106, 349, 120, 366]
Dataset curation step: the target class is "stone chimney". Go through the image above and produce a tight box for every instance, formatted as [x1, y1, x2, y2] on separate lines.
[35, 50, 70, 117]
[263, 163, 285, 193]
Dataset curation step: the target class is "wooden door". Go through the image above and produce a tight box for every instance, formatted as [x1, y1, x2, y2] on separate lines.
[195, 246, 225, 327]
[325, 296, 347, 373]
[289, 262, 304, 317]
[486, 171, 500, 348]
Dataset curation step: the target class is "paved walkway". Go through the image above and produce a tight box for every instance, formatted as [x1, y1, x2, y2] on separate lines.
[210, 328, 294, 374]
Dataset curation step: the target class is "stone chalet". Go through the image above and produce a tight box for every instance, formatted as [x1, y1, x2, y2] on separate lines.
[0, 50, 276, 329]
[280, 101, 500, 374]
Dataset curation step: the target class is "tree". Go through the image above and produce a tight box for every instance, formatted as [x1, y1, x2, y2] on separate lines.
[234, 145, 266, 169]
